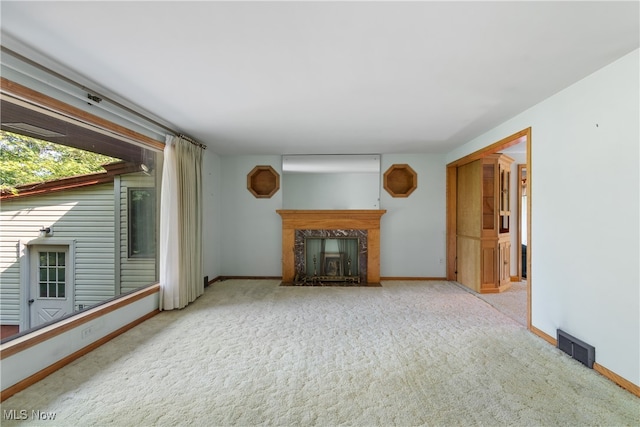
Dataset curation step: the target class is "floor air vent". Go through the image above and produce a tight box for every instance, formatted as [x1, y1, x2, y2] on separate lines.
[557, 329, 595, 368]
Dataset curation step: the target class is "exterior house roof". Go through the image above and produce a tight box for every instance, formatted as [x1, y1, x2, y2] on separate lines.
[0, 161, 142, 200]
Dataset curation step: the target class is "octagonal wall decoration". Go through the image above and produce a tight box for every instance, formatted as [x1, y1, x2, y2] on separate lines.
[247, 165, 280, 198]
[383, 164, 417, 197]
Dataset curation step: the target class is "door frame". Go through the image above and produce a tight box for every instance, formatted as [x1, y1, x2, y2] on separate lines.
[446, 127, 532, 329]
[20, 238, 76, 331]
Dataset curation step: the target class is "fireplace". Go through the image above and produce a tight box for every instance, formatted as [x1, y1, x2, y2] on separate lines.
[295, 230, 367, 284]
[277, 210, 386, 285]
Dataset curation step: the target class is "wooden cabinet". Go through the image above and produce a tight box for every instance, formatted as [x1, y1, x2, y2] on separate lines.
[498, 238, 511, 288]
[457, 153, 513, 293]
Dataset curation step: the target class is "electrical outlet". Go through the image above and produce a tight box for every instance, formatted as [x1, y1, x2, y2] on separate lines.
[81, 326, 93, 339]
[439, 258, 444, 265]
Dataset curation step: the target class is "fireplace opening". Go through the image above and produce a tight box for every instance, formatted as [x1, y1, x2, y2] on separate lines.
[293, 229, 368, 285]
[304, 238, 360, 282]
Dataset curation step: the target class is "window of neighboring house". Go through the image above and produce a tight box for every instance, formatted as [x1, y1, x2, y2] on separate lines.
[39, 251, 66, 298]
[128, 188, 156, 258]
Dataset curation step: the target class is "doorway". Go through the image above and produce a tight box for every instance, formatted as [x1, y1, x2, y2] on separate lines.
[27, 244, 74, 329]
[446, 128, 531, 329]
[517, 164, 527, 280]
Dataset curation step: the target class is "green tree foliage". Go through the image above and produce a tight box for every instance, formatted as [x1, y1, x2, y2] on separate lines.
[0, 131, 120, 193]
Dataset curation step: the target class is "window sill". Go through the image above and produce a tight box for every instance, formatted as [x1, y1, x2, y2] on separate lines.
[0, 283, 160, 360]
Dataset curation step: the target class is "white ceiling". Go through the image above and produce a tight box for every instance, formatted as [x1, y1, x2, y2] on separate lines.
[1, 1, 638, 156]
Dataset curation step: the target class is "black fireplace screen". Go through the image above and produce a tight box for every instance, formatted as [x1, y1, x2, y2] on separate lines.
[294, 229, 368, 283]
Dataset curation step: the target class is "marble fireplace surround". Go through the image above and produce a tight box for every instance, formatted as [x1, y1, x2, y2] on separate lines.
[276, 210, 386, 285]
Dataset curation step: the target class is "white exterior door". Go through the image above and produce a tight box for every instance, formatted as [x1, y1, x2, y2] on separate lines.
[29, 245, 73, 328]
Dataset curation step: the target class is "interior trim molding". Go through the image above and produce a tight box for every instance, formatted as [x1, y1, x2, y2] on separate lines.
[1, 77, 164, 150]
[530, 325, 556, 346]
[218, 276, 283, 281]
[593, 363, 640, 397]
[446, 128, 529, 168]
[207, 276, 222, 286]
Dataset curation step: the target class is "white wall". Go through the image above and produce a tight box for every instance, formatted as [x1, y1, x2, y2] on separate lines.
[446, 49, 640, 386]
[202, 149, 223, 280]
[219, 155, 283, 277]
[380, 154, 447, 278]
[214, 153, 447, 280]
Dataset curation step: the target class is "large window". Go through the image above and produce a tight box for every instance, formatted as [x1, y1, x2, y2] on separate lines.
[0, 82, 164, 341]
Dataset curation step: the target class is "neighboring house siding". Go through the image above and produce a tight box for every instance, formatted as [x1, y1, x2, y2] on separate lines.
[120, 172, 156, 293]
[0, 237, 21, 324]
[0, 184, 115, 324]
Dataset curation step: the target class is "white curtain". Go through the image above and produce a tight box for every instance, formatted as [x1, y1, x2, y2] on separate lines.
[159, 135, 204, 310]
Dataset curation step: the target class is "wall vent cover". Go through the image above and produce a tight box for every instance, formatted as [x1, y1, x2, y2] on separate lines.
[557, 329, 595, 368]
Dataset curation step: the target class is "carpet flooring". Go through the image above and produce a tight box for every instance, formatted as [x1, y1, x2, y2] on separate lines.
[466, 280, 528, 327]
[2, 279, 638, 426]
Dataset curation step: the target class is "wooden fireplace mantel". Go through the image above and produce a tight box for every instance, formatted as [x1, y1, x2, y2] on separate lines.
[276, 210, 386, 284]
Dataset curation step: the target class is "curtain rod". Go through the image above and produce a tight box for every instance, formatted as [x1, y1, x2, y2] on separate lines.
[178, 134, 207, 150]
[1, 45, 206, 149]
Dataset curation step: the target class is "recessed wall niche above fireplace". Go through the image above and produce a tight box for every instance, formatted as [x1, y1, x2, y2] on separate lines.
[277, 210, 386, 285]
